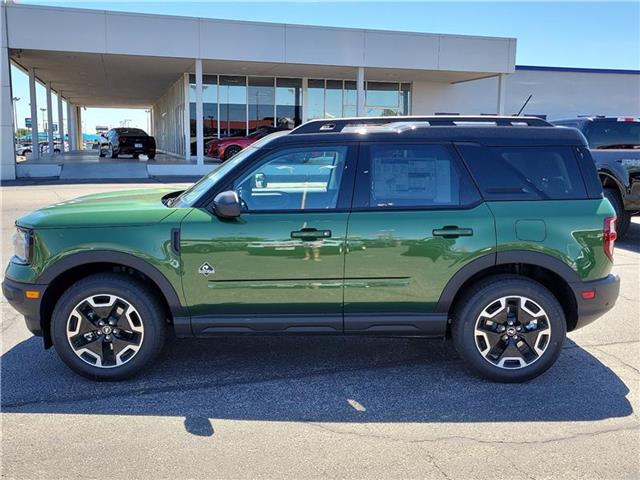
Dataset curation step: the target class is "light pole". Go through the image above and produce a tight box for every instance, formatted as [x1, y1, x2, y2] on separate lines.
[39, 107, 47, 137]
[12, 97, 20, 141]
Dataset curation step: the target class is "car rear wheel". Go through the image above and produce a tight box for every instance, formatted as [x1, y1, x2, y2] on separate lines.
[51, 273, 167, 380]
[452, 275, 566, 383]
[604, 188, 630, 238]
[223, 145, 241, 161]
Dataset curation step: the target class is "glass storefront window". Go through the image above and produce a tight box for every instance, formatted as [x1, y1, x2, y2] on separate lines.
[366, 81, 404, 116]
[343, 81, 357, 117]
[189, 74, 411, 156]
[248, 77, 275, 134]
[307, 79, 325, 120]
[276, 78, 302, 129]
[220, 75, 247, 137]
[189, 74, 218, 155]
[325, 80, 343, 119]
[400, 83, 411, 116]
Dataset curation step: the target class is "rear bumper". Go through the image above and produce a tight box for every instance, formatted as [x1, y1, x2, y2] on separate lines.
[117, 146, 155, 155]
[569, 274, 620, 330]
[2, 277, 46, 337]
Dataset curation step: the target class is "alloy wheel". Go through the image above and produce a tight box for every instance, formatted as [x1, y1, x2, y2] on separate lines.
[66, 294, 144, 368]
[474, 296, 551, 369]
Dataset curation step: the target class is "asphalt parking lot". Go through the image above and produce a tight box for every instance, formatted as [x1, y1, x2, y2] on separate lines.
[1, 181, 639, 479]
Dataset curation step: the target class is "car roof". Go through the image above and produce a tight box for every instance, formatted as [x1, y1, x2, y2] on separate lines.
[268, 116, 587, 147]
[553, 116, 640, 123]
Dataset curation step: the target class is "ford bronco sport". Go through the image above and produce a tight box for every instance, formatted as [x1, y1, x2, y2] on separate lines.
[2, 116, 620, 382]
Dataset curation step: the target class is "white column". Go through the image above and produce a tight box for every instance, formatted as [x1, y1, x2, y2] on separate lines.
[0, 2, 16, 180]
[183, 73, 190, 160]
[57, 92, 64, 152]
[76, 106, 82, 150]
[195, 59, 204, 165]
[66, 101, 75, 150]
[301, 78, 308, 123]
[497, 74, 506, 115]
[28, 67, 39, 159]
[46, 81, 54, 154]
[356, 67, 365, 117]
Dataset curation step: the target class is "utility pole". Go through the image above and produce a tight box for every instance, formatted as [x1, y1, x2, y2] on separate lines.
[39, 107, 46, 136]
[12, 97, 19, 140]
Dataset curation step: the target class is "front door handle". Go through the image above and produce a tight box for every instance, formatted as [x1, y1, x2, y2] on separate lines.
[291, 228, 332, 240]
[432, 226, 474, 238]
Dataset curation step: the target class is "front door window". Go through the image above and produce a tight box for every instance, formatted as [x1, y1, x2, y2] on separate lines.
[233, 146, 350, 212]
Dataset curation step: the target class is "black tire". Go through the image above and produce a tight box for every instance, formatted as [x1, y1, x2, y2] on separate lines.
[109, 145, 118, 159]
[98, 150, 106, 158]
[51, 273, 167, 380]
[223, 145, 241, 161]
[452, 275, 566, 383]
[604, 188, 630, 238]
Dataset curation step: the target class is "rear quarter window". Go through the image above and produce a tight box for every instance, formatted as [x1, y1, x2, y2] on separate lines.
[585, 120, 640, 149]
[457, 144, 588, 201]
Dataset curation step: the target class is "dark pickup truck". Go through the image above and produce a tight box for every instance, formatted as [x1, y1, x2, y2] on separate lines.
[552, 117, 640, 237]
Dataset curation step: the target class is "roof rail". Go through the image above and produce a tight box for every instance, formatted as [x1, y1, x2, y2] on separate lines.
[290, 115, 551, 134]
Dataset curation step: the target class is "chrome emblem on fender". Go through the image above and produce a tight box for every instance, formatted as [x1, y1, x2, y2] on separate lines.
[198, 262, 215, 276]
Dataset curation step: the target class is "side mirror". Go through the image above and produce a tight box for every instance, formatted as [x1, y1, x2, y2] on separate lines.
[212, 190, 242, 219]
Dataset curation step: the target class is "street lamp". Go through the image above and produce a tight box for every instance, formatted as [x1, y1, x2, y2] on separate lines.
[39, 107, 47, 135]
[11, 97, 20, 139]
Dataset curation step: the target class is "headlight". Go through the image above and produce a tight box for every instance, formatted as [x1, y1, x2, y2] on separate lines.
[13, 227, 32, 264]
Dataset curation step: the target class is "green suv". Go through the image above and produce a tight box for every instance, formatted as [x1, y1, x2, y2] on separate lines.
[2, 116, 620, 382]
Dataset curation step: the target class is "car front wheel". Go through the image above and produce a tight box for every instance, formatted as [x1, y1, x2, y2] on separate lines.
[223, 145, 241, 161]
[452, 275, 566, 383]
[51, 273, 167, 380]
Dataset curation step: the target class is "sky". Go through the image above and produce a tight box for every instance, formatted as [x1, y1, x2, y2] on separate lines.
[10, 0, 640, 135]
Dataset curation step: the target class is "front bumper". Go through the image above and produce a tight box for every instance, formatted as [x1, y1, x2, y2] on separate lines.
[569, 274, 620, 330]
[2, 277, 46, 337]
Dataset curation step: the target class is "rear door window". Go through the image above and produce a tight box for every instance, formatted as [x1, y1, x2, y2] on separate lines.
[353, 143, 481, 209]
[457, 144, 588, 200]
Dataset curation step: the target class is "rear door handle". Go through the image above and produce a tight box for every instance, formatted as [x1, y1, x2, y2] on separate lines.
[432, 226, 474, 238]
[291, 228, 332, 240]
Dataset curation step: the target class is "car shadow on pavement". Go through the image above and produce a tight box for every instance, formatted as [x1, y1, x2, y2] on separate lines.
[0, 335, 632, 436]
[617, 220, 640, 253]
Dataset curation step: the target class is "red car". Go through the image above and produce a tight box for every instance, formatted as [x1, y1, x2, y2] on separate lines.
[206, 126, 284, 160]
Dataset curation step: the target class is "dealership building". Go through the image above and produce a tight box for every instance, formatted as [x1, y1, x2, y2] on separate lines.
[1, 3, 639, 180]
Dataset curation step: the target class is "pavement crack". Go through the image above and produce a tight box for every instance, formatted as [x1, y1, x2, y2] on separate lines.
[306, 422, 639, 447]
[590, 346, 640, 375]
[566, 339, 639, 349]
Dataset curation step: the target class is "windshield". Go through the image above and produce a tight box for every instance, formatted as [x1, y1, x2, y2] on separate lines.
[171, 130, 290, 208]
[586, 121, 640, 149]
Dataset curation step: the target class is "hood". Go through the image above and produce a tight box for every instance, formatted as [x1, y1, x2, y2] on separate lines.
[17, 188, 181, 229]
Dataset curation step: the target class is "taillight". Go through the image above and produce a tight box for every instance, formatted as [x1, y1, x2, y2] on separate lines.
[604, 216, 617, 262]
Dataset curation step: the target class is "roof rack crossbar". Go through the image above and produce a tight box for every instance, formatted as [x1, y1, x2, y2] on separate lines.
[290, 115, 551, 134]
